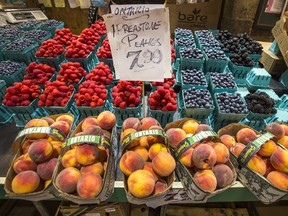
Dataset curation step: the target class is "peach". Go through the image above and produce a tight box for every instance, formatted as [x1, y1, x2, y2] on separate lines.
[257, 139, 277, 157]
[12, 171, 40, 194]
[278, 136, 288, 149]
[154, 180, 168, 195]
[182, 120, 199, 135]
[50, 140, 63, 158]
[149, 125, 163, 130]
[267, 171, 288, 190]
[148, 143, 168, 160]
[50, 121, 71, 136]
[81, 162, 104, 176]
[192, 144, 217, 169]
[97, 111, 116, 130]
[21, 140, 34, 154]
[230, 143, 246, 157]
[179, 147, 194, 168]
[248, 155, 266, 176]
[77, 172, 103, 198]
[13, 153, 37, 174]
[196, 124, 212, 133]
[220, 134, 236, 149]
[281, 124, 288, 136]
[98, 146, 107, 162]
[80, 125, 103, 136]
[81, 117, 98, 131]
[61, 149, 80, 168]
[166, 128, 187, 148]
[122, 117, 141, 131]
[44, 180, 51, 189]
[127, 169, 155, 198]
[263, 158, 276, 177]
[56, 114, 74, 126]
[143, 162, 158, 181]
[213, 164, 234, 188]
[212, 142, 229, 164]
[139, 136, 149, 148]
[55, 167, 81, 193]
[28, 139, 53, 163]
[120, 128, 137, 142]
[37, 158, 57, 180]
[75, 144, 99, 166]
[41, 117, 55, 125]
[194, 170, 217, 192]
[152, 151, 175, 177]
[270, 147, 288, 173]
[236, 128, 257, 145]
[140, 117, 159, 130]
[120, 151, 144, 176]
[265, 123, 285, 139]
[24, 118, 49, 139]
[132, 146, 149, 162]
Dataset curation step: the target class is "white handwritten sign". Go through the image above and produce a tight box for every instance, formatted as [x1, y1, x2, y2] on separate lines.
[103, 6, 171, 81]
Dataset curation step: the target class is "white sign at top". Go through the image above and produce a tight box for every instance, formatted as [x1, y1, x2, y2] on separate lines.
[103, 5, 171, 81]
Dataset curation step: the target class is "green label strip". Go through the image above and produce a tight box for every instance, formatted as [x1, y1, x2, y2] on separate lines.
[121, 129, 166, 150]
[16, 127, 66, 142]
[66, 135, 111, 150]
[174, 130, 218, 159]
[238, 132, 275, 166]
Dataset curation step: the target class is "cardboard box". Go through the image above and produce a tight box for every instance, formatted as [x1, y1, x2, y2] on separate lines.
[260, 49, 286, 77]
[272, 16, 288, 66]
[165, 0, 223, 32]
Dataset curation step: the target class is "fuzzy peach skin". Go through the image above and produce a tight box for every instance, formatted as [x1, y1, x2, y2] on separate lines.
[152, 151, 176, 177]
[154, 180, 168, 195]
[213, 164, 234, 188]
[230, 143, 246, 157]
[24, 118, 49, 139]
[194, 169, 217, 193]
[220, 134, 236, 149]
[143, 162, 158, 181]
[140, 117, 159, 130]
[28, 139, 53, 163]
[248, 155, 266, 176]
[96, 111, 116, 130]
[165, 128, 187, 148]
[37, 157, 58, 180]
[122, 117, 141, 131]
[281, 124, 288, 136]
[182, 120, 199, 135]
[148, 143, 168, 160]
[179, 146, 194, 168]
[75, 144, 99, 166]
[13, 153, 37, 174]
[132, 146, 149, 162]
[50, 121, 71, 136]
[120, 151, 144, 176]
[56, 114, 74, 126]
[81, 117, 98, 131]
[270, 147, 288, 174]
[12, 171, 40, 194]
[61, 149, 80, 168]
[77, 172, 103, 198]
[81, 162, 104, 176]
[127, 169, 155, 198]
[236, 128, 257, 145]
[278, 136, 288, 149]
[257, 139, 277, 157]
[212, 142, 230, 164]
[55, 167, 81, 194]
[267, 171, 288, 190]
[265, 123, 285, 139]
[192, 144, 217, 169]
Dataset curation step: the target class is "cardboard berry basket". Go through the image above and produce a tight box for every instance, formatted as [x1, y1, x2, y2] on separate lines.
[52, 116, 116, 204]
[164, 118, 237, 202]
[218, 123, 288, 204]
[120, 128, 175, 206]
[4, 113, 75, 201]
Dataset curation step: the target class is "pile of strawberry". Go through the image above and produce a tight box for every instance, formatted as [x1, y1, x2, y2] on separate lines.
[151, 74, 175, 87]
[56, 62, 87, 85]
[97, 37, 112, 59]
[38, 81, 74, 107]
[78, 28, 101, 47]
[53, 28, 78, 46]
[3, 80, 41, 106]
[65, 40, 94, 59]
[24, 62, 56, 85]
[91, 20, 107, 36]
[74, 81, 107, 107]
[35, 39, 65, 58]
[148, 84, 177, 111]
[85, 62, 113, 85]
[112, 81, 142, 108]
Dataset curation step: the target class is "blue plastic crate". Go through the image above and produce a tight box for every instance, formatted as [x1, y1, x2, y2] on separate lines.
[239, 118, 266, 131]
[180, 48, 204, 70]
[209, 114, 238, 132]
[280, 69, 288, 88]
[245, 111, 274, 121]
[236, 87, 250, 98]
[204, 53, 229, 73]
[265, 109, 288, 124]
[40, 22, 64, 37]
[97, 58, 114, 72]
[269, 40, 281, 56]
[228, 61, 253, 86]
[113, 104, 142, 127]
[67, 51, 99, 73]
[276, 94, 288, 111]
[147, 107, 176, 128]
[36, 52, 66, 71]
[246, 68, 271, 89]
[0, 62, 26, 86]
[208, 73, 237, 94]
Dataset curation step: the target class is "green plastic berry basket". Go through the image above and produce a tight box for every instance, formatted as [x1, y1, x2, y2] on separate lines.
[0, 80, 13, 124]
[0, 80, 6, 101]
[204, 53, 229, 73]
[0, 63, 26, 86]
[245, 111, 274, 121]
[39, 22, 64, 37]
[179, 49, 204, 70]
[147, 107, 176, 128]
[246, 68, 271, 89]
[276, 94, 288, 111]
[280, 69, 288, 88]
[177, 67, 208, 89]
[208, 73, 237, 94]
[265, 109, 288, 124]
[269, 40, 281, 56]
[112, 103, 142, 127]
[0, 40, 11, 61]
[248, 53, 262, 65]
[228, 61, 253, 86]
[2, 40, 38, 65]
[97, 57, 114, 72]
[36, 52, 66, 71]
[66, 51, 99, 73]
[239, 118, 267, 131]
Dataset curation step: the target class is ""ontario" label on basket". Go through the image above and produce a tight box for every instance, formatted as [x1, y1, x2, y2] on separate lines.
[66, 135, 111, 150]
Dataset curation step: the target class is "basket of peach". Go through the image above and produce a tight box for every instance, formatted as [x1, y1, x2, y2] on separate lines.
[164, 118, 237, 202]
[119, 117, 176, 205]
[4, 114, 75, 201]
[52, 111, 116, 204]
[218, 122, 288, 204]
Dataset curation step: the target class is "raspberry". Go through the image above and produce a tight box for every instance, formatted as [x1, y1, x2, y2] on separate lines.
[119, 102, 127, 108]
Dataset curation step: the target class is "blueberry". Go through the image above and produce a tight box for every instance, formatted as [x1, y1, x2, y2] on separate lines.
[216, 92, 248, 114]
[17, 20, 42, 28]
[210, 72, 236, 89]
[183, 88, 213, 109]
[40, 20, 63, 28]
[176, 37, 195, 47]
[0, 61, 25, 76]
[180, 47, 203, 59]
[23, 30, 50, 41]
[181, 68, 206, 86]
[3, 39, 36, 52]
[204, 48, 227, 60]
[175, 28, 193, 38]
